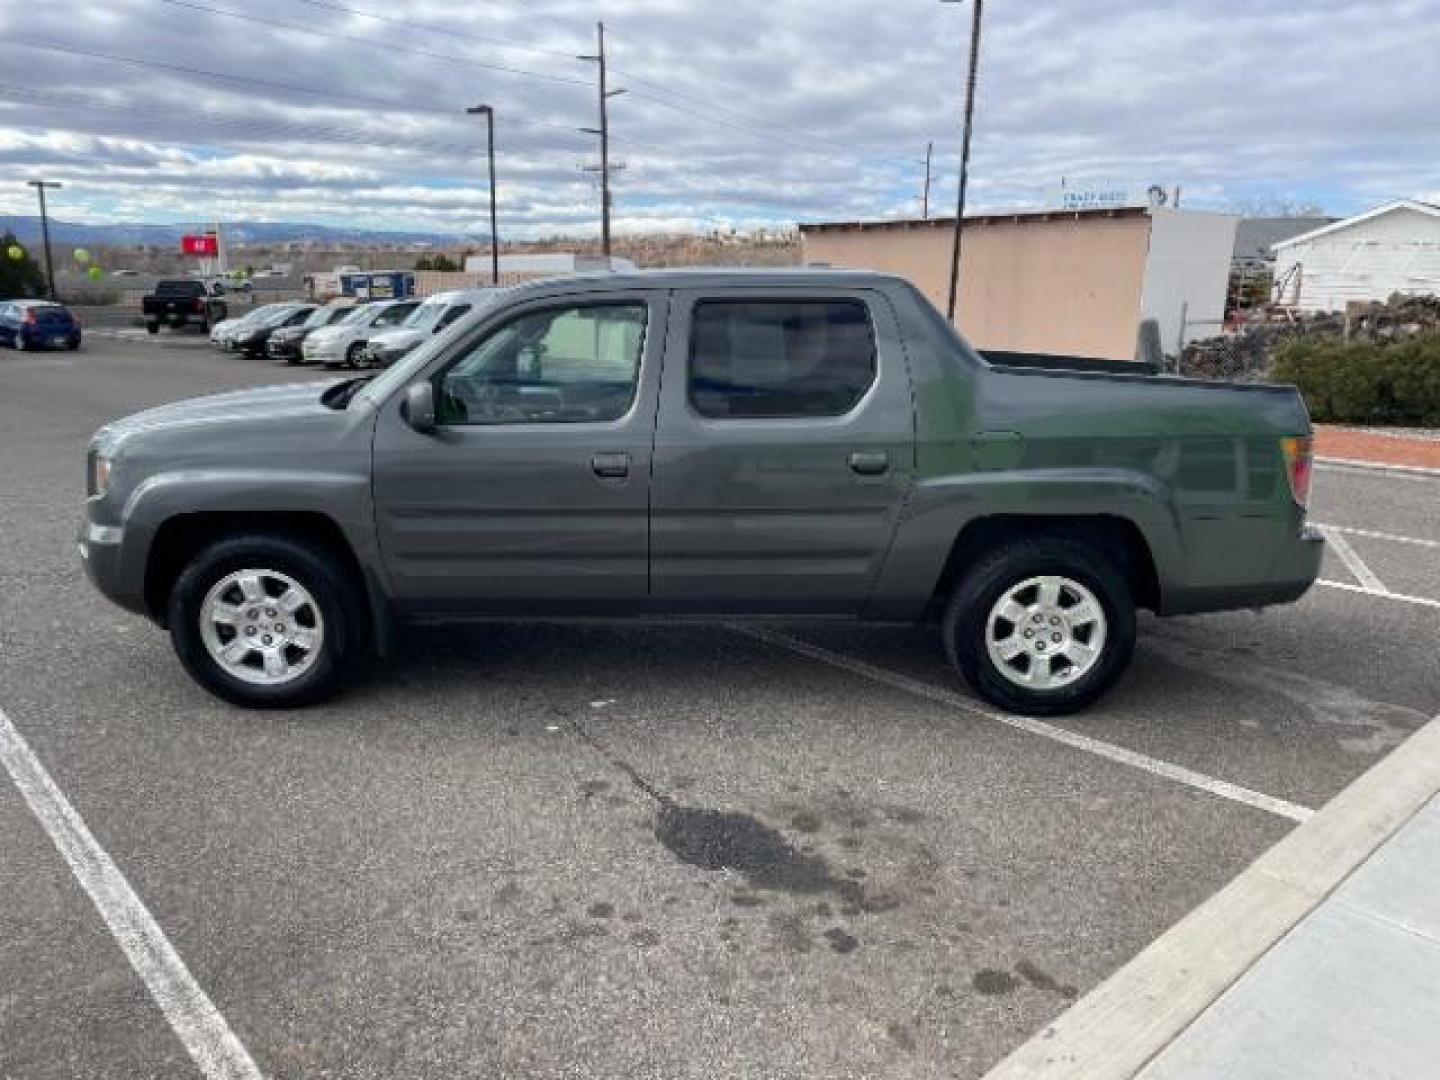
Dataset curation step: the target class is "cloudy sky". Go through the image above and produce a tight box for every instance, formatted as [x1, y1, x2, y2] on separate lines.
[0, 0, 1437, 237]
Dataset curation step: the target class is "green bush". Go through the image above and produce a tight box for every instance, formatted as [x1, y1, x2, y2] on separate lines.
[1272, 335, 1440, 427]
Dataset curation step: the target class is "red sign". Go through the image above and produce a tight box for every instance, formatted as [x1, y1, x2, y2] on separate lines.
[181, 234, 218, 257]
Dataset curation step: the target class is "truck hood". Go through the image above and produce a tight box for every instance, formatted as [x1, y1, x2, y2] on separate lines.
[93, 381, 342, 454]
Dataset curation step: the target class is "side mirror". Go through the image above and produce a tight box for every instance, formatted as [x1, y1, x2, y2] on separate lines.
[403, 382, 437, 434]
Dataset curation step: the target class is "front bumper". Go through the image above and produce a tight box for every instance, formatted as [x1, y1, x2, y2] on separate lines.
[268, 338, 303, 361]
[365, 345, 408, 367]
[303, 342, 342, 365]
[77, 518, 148, 616]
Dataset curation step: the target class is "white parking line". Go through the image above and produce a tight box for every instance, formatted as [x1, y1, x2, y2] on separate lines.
[1318, 579, 1440, 611]
[732, 625, 1315, 824]
[1314, 523, 1440, 551]
[1321, 526, 1390, 593]
[0, 706, 263, 1080]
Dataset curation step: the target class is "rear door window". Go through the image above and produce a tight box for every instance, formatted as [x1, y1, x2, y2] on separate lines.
[688, 300, 877, 418]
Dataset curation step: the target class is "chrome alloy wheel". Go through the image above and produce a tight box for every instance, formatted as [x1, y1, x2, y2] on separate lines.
[985, 575, 1107, 692]
[198, 569, 325, 686]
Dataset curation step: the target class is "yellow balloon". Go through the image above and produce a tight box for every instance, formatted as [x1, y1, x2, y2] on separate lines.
[88, 266, 105, 281]
[5, 244, 24, 262]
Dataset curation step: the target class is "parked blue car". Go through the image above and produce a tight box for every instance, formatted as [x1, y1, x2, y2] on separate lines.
[0, 299, 83, 351]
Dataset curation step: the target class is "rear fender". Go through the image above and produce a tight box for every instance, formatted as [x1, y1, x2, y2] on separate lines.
[865, 468, 1183, 620]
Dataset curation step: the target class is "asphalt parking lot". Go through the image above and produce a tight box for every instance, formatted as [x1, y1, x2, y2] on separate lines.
[2, 332, 1437, 1080]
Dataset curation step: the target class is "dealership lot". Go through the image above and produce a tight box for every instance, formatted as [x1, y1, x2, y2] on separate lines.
[1, 336, 1437, 1079]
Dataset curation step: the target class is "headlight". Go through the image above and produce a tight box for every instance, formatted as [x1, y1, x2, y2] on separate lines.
[89, 453, 113, 498]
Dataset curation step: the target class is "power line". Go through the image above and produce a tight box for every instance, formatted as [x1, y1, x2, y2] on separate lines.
[0, 85, 489, 158]
[7, 38, 445, 113]
[2, 41, 592, 141]
[152, 0, 590, 86]
[289, 0, 584, 60]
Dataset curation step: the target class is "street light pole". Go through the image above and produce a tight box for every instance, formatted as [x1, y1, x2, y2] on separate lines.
[26, 180, 62, 299]
[466, 104, 499, 286]
[942, 0, 984, 322]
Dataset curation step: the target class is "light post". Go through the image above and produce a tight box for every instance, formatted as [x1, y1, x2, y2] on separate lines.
[466, 103, 499, 286]
[941, 0, 984, 322]
[27, 180, 62, 299]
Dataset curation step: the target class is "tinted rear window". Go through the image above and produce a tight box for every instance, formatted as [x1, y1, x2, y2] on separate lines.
[689, 300, 877, 418]
[155, 280, 206, 297]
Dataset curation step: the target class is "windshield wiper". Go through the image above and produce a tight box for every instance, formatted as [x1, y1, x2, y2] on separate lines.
[320, 376, 374, 410]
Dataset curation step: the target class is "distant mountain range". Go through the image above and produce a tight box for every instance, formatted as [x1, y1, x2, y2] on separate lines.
[0, 216, 484, 248]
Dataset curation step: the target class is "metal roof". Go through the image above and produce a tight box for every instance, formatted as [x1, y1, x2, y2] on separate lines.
[1271, 199, 1440, 250]
[798, 206, 1152, 233]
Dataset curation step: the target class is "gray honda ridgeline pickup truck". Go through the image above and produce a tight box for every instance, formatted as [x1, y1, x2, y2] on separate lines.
[80, 269, 1323, 714]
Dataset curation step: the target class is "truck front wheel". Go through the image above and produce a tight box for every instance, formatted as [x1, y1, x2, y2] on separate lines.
[942, 537, 1135, 716]
[167, 534, 366, 708]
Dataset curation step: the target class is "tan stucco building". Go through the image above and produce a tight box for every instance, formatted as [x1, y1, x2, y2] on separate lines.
[800, 206, 1238, 361]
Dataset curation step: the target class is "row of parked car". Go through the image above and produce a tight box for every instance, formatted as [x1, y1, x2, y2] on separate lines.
[208, 288, 499, 368]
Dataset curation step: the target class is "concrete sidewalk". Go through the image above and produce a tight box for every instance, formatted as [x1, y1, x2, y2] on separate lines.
[985, 716, 1440, 1080]
[1139, 792, 1440, 1080]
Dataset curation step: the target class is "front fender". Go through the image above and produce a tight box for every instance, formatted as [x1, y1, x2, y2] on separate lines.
[114, 469, 383, 612]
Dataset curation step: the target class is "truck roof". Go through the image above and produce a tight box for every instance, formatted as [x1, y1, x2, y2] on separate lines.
[504, 266, 907, 299]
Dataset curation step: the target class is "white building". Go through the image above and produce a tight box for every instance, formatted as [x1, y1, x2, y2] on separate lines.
[1272, 199, 1440, 313]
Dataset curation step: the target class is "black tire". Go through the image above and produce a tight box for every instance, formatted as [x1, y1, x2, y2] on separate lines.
[344, 342, 364, 369]
[146, 321, 159, 335]
[167, 534, 367, 709]
[942, 537, 1136, 716]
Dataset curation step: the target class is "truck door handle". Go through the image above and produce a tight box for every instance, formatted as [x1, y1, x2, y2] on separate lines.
[848, 451, 889, 476]
[591, 452, 630, 479]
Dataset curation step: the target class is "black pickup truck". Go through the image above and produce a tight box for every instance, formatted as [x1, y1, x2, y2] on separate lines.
[142, 280, 228, 335]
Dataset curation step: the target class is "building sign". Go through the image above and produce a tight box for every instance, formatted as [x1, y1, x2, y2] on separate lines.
[181, 234, 219, 257]
[1043, 182, 1172, 212]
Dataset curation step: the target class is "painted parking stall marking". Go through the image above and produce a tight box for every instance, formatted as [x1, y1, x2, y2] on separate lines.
[1320, 526, 1390, 593]
[0, 705, 264, 1080]
[732, 625, 1316, 824]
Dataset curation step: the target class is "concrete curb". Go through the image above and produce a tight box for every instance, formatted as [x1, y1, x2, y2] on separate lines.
[982, 713, 1440, 1080]
[1317, 457, 1440, 479]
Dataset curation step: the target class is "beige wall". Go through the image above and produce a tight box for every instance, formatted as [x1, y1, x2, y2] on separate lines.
[802, 216, 1153, 360]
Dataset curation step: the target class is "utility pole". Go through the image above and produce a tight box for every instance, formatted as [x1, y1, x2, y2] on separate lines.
[942, 0, 984, 322]
[578, 21, 625, 264]
[26, 180, 62, 299]
[466, 103, 500, 285]
[922, 141, 934, 219]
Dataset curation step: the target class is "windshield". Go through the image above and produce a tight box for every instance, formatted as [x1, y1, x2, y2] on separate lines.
[337, 305, 374, 326]
[403, 300, 448, 332]
[232, 304, 285, 324]
[257, 306, 307, 327]
[302, 306, 339, 329]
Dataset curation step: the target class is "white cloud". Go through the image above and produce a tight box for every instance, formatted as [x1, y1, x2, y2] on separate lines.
[0, 0, 1437, 236]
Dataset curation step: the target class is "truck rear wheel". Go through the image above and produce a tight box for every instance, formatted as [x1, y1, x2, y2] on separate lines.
[942, 537, 1135, 716]
[167, 534, 366, 709]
